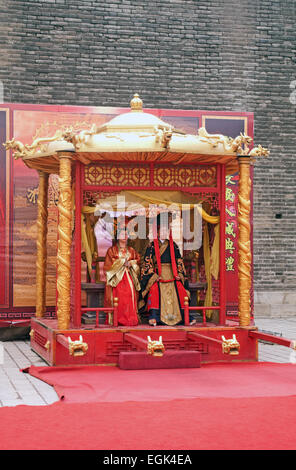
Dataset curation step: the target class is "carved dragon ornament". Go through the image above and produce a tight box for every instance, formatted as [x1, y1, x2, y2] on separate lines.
[3, 124, 269, 160]
[147, 336, 165, 357]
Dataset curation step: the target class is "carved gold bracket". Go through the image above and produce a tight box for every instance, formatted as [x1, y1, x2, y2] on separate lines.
[147, 336, 165, 357]
[3, 130, 65, 159]
[68, 335, 88, 357]
[221, 334, 240, 355]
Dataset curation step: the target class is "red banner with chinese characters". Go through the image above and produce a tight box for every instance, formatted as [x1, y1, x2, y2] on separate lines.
[225, 173, 239, 310]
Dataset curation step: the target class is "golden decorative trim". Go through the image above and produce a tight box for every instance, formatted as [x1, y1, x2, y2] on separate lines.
[3, 130, 65, 159]
[56, 154, 73, 330]
[29, 329, 34, 339]
[108, 296, 118, 325]
[44, 340, 51, 351]
[153, 164, 217, 188]
[68, 335, 88, 356]
[35, 171, 49, 317]
[147, 336, 165, 357]
[159, 264, 182, 326]
[221, 334, 240, 355]
[84, 163, 217, 188]
[237, 156, 252, 326]
[3, 95, 269, 168]
[154, 124, 173, 148]
[85, 164, 151, 187]
[130, 93, 143, 112]
[62, 124, 97, 151]
[249, 144, 270, 159]
[198, 127, 252, 154]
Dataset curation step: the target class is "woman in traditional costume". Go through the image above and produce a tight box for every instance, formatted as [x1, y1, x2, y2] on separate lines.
[104, 225, 141, 326]
[140, 213, 196, 326]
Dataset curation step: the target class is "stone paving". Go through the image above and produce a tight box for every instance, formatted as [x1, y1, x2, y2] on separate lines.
[256, 317, 296, 364]
[0, 339, 59, 407]
[1, 317, 296, 407]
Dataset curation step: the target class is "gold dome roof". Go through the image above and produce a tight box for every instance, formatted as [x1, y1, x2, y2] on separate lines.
[97, 93, 172, 132]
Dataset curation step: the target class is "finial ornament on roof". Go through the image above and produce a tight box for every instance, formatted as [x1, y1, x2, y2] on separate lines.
[130, 93, 143, 111]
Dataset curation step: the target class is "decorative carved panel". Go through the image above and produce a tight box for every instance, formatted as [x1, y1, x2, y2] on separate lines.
[153, 165, 216, 188]
[85, 164, 151, 187]
[84, 163, 217, 189]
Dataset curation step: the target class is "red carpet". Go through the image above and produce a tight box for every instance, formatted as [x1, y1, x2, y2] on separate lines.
[1, 395, 296, 450]
[1, 362, 296, 450]
[24, 361, 296, 402]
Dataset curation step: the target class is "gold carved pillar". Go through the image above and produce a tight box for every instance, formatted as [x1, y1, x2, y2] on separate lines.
[56, 152, 73, 330]
[36, 171, 49, 317]
[237, 155, 252, 326]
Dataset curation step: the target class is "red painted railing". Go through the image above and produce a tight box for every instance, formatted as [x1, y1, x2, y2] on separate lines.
[80, 303, 220, 328]
[184, 303, 221, 327]
[80, 297, 118, 327]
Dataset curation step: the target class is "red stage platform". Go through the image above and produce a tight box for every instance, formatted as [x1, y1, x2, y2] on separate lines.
[30, 317, 258, 367]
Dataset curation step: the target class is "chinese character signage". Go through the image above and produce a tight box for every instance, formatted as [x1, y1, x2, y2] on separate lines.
[225, 173, 239, 309]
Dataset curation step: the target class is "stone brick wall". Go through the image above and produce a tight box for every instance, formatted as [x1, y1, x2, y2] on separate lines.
[1, 0, 296, 314]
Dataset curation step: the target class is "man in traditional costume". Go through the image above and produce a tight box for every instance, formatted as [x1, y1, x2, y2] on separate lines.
[104, 223, 141, 326]
[140, 213, 196, 326]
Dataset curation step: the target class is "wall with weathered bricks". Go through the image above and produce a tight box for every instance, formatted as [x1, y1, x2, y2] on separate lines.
[1, 0, 296, 314]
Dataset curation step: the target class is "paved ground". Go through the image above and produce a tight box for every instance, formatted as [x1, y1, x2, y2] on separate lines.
[1, 317, 296, 407]
[0, 339, 59, 407]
